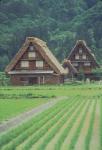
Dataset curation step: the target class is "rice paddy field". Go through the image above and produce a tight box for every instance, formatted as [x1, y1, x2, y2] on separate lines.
[0, 83, 102, 150]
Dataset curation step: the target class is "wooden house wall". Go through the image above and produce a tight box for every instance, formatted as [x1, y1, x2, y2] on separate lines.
[10, 74, 64, 85]
[69, 44, 96, 74]
[12, 48, 52, 71]
[70, 46, 93, 63]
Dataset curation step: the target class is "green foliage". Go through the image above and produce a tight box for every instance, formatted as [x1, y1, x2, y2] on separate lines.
[0, 0, 102, 70]
[0, 72, 10, 85]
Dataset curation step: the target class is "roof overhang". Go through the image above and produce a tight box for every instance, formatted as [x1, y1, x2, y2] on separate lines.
[8, 70, 54, 75]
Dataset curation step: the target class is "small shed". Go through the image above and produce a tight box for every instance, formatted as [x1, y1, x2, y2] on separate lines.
[63, 59, 78, 79]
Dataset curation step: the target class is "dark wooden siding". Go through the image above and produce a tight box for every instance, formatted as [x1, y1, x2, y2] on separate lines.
[12, 49, 52, 71]
[10, 74, 64, 85]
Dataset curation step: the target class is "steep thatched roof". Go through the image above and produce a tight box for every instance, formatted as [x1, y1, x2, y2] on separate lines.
[63, 59, 78, 74]
[5, 37, 67, 75]
[68, 40, 100, 67]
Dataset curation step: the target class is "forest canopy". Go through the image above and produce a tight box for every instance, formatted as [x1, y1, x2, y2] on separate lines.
[0, 0, 102, 70]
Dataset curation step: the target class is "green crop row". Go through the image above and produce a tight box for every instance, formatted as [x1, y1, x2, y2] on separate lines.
[21, 98, 79, 150]
[0, 84, 102, 99]
[84, 100, 97, 150]
[0, 98, 69, 147]
[54, 99, 88, 150]
[68, 100, 93, 150]
[37, 98, 83, 150]
[0, 85, 101, 150]
[0, 97, 76, 149]
[2, 99, 74, 150]
[100, 99, 102, 148]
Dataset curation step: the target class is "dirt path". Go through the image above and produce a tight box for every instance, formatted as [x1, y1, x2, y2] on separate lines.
[0, 96, 67, 134]
[89, 101, 100, 150]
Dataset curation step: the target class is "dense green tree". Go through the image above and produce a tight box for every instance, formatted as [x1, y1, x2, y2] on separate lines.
[0, 0, 102, 71]
[85, 0, 98, 8]
[0, 55, 9, 71]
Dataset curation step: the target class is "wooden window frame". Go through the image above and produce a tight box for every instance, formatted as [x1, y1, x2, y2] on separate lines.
[84, 62, 91, 66]
[75, 54, 79, 60]
[28, 51, 36, 58]
[36, 60, 44, 68]
[73, 62, 78, 67]
[82, 54, 87, 59]
[21, 61, 29, 68]
[79, 49, 83, 54]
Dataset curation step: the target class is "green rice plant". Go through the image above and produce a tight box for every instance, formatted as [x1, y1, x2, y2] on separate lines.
[100, 99, 102, 148]
[54, 99, 89, 150]
[84, 100, 97, 150]
[0, 84, 102, 150]
[37, 99, 83, 150]
[1, 97, 73, 149]
[0, 99, 68, 141]
[68, 100, 93, 150]
[21, 98, 80, 150]
[2, 99, 73, 150]
[0, 99, 70, 147]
